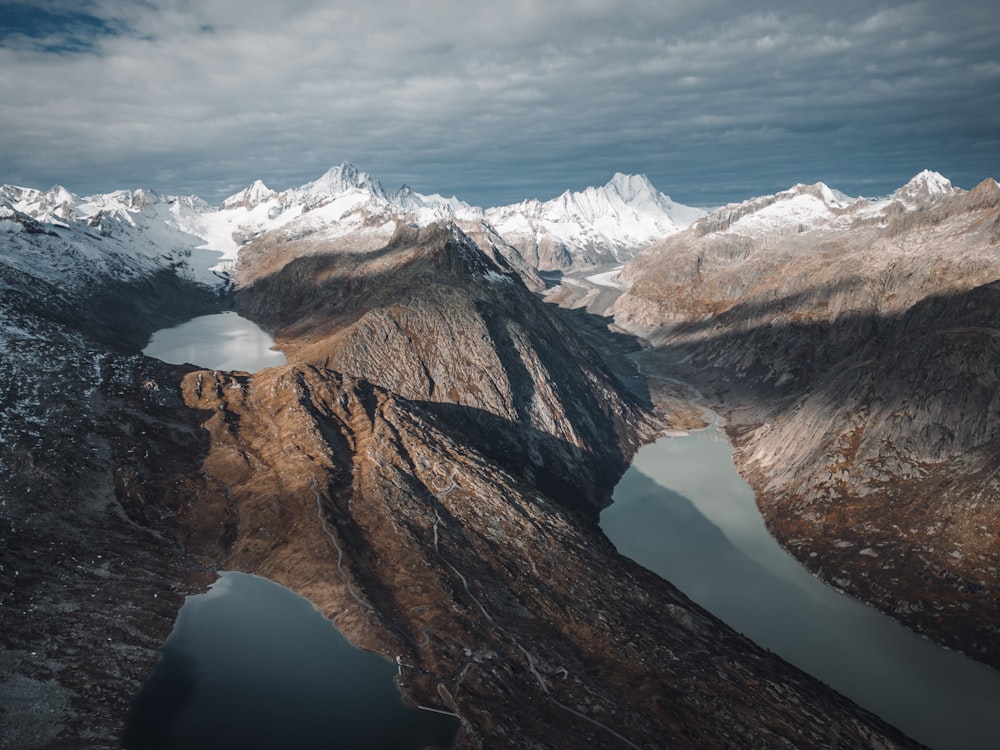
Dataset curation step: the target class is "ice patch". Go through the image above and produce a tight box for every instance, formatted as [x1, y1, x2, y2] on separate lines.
[483, 270, 512, 284]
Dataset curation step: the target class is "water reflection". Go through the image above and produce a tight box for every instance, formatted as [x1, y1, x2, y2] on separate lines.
[121, 650, 198, 750]
[601, 425, 1000, 750]
[123, 572, 458, 750]
[143, 311, 286, 372]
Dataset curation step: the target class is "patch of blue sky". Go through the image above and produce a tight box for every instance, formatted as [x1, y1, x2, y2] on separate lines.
[0, 3, 118, 52]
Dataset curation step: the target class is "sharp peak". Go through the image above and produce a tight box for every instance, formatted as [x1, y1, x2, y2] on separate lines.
[313, 162, 372, 183]
[29, 184, 80, 203]
[302, 162, 387, 197]
[907, 168, 950, 182]
[782, 181, 843, 201]
[899, 169, 952, 189]
[540, 172, 664, 205]
[606, 171, 656, 188]
[568, 172, 658, 197]
[317, 161, 362, 177]
[220, 178, 277, 209]
[893, 170, 955, 201]
[601, 172, 665, 201]
[225, 178, 272, 194]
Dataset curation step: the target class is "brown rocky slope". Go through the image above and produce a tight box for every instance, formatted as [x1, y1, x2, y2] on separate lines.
[233, 221, 653, 513]
[612, 175, 1000, 668]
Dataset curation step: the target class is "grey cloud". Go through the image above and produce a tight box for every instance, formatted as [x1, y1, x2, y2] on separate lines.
[1, 1, 997, 207]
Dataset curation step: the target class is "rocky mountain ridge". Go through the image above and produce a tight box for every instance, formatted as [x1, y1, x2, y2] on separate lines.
[611, 171, 1000, 668]
[232, 219, 656, 513]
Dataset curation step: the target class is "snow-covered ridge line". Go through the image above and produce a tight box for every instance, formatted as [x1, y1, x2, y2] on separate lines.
[480, 171, 707, 266]
[1, 166, 972, 277]
[689, 170, 964, 241]
[2, 163, 706, 270]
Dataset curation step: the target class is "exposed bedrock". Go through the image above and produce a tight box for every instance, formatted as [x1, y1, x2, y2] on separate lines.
[613, 178, 1000, 667]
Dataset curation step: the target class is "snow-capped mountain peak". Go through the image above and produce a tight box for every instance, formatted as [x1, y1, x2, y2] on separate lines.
[2, 184, 81, 223]
[693, 170, 969, 242]
[481, 173, 706, 270]
[893, 170, 955, 205]
[17, 165, 973, 282]
[693, 180, 863, 241]
[605, 172, 659, 204]
[391, 184, 420, 211]
[781, 181, 852, 208]
[220, 179, 277, 210]
[299, 163, 388, 203]
[391, 186, 479, 222]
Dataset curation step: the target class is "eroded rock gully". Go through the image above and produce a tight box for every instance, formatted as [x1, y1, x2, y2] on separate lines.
[2, 220, 923, 748]
[613, 179, 1000, 669]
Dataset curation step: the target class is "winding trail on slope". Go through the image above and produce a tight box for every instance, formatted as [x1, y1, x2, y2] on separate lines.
[429, 495, 646, 750]
[308, 475, 377, 615]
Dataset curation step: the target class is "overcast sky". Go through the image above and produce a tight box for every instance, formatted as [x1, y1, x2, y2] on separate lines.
[1, 0, 998, 208]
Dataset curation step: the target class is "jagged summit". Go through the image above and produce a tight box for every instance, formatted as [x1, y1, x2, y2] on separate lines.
[220, 179, 276, 210]
[216, 163, 388, 216]
[298, 162, 388, 203]
[690, 171, 972, 242]
[209, 165, 705, 272]
[779, 181, 853, 206]
[0, 164, 706, 275]
[390, 184, 421, 211]
[1, 183, 80, 222]
[2, 166, 982, 280]
[893, 169, 956, 205]
[607, 172, 655, 198]
[482, 172, 706, 270]
[216, 163, 477, 225]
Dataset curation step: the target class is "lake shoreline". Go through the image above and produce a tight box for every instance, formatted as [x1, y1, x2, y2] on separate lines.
[601, 412, 1000, 750]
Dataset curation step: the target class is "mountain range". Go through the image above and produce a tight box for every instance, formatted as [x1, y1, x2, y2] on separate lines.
[1, 162, 706, 277]
[2, 161, 996, 749]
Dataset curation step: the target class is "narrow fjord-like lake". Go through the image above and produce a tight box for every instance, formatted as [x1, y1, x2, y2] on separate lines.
[601, 419, 1000, 750]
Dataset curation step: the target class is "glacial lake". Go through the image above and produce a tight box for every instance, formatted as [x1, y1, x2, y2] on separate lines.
[143, 311, 286, 372]
[122, 572, 459, 750]
[601, 421, 1000, 750]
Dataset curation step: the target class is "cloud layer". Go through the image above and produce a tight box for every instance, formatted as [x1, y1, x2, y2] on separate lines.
[2, 0, 998, 206]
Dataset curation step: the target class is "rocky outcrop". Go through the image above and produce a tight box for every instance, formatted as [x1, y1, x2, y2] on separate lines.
[613, 175, 1000, 667]
[234, 221, 654, 513]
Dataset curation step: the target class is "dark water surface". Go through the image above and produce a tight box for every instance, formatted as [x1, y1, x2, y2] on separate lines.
[601, 422, 1000, 750]
[123, 572, 458, 750]
[143, 311, 286, 372]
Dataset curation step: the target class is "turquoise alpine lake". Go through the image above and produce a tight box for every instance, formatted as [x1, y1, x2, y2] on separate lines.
[600, 419, 1000, 750]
